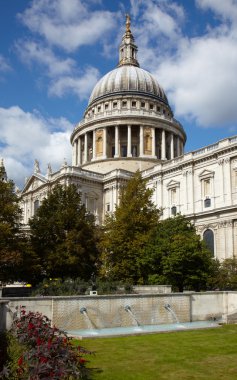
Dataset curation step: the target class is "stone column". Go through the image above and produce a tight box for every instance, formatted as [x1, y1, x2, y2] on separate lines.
[103, 127, 107, 158]
[170, 133, 174, 159]
[224, 158, 232, 205]
[176, 136, 180, 157]
[127, 125, 132, 157]
[161, 130, 166, 159]
[114, 125, 119, 157]
[152, 127, 156, 157]
[84, 133, 88, 163]
[92, 130, 96, 160]
[140, 125, 144, 157]
[78, 137, 81, 166]
[73, 140, 77, 166]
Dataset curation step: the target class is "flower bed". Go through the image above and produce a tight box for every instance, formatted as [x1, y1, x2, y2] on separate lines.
[0, 306, 92, 379]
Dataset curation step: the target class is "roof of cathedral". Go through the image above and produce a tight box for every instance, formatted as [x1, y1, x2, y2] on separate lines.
[88, 15, 169, 106]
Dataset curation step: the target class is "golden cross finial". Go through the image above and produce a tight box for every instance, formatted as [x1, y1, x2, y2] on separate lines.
[126, 14, 131, 32]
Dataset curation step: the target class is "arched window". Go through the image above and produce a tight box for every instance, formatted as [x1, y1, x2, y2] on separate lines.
[203, 229, 215, 256]
[34, 200, 40, 214]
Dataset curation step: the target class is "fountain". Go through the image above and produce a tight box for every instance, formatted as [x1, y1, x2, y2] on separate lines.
[124, 305, 140, 326]
[164, 304, 179, 323]
[80, 307, 96, 329]
[65, 303, 219, 338]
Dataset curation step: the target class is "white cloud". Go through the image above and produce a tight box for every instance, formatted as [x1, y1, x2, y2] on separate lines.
[128, 0, 237, 128]
[129, 0, 185, 69]
[15, 40, 76, 77]
[15, 40, 99, 100]
[142, 2, 184, 39]
[49, 66, 100, 100]
[196, 0, 237, 23]
[156, 29, 237, 127]
[18, 0, 116, 52]
[0, 106, 72, 187]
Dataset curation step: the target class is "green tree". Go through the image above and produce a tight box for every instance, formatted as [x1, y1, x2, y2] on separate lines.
[214, 258, 237, 290]
[0, 180, 24, 283]
[29, 184, 98, 280]
[99, 171, 160, 283]
[149, 215, 215, 292]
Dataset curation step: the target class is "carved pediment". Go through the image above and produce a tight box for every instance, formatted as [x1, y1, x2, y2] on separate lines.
[21, 174, 48, 194]
[198, 169, 215, 179]
[86, 190, 99, 199]
[166, 180, 180, 189]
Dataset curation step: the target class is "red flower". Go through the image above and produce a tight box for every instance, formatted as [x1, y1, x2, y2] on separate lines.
[37, 337, 42, 346]
[39, 356, 48, 363]
[18, 356, 23, 366]
[79, 358, 86, 364]
[28, 322, 35, 330]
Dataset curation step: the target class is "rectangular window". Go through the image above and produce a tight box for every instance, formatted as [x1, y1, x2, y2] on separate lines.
[204, 198, 211, 207]
[141, 102, 145, 108]
[132, 101, 136, 107]
[105, 104, 109, 110]
[106, 203, 110, 212]
[171, 206, 177, 216]
[171, 188, 177, 204]
[150, 104, 154, 110]
[234, 170, 237, 188]
[157, 106, 161, 112]
[113, 102, 117, 108]
[204, 179, 210, 197]
[122, 101, 127, 107]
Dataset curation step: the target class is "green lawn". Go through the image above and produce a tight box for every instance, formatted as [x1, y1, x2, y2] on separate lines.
[79, 325, 237, 380]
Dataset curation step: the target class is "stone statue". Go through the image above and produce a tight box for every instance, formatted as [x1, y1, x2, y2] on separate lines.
[47, 163, 52, 176]
[34, 159, 41, 173]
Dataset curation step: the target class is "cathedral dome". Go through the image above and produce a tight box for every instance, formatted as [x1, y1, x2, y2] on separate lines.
[88, 65, 168, 106]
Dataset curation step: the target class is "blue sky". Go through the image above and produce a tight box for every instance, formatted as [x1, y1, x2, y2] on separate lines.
[1, 0, 237, 188]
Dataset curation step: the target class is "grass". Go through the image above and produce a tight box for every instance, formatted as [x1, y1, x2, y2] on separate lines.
[78, 325, 237, 380]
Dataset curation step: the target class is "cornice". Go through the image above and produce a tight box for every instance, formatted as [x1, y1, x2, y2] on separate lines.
[144, 141, 237, 179]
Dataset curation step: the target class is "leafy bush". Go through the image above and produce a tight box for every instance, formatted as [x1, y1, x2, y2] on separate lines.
[32, 278, 89, 296]
[32, 277, 134, 296]
[96, 280, 133, 294]
[0, 306, 92, 379]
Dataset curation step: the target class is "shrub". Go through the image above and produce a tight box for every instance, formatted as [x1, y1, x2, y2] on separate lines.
[31, 278, 90, 296]
[32, 277, 134, 296]
[0, 306, 92, 379]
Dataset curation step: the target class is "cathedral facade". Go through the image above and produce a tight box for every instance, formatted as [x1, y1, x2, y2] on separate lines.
[20, 17, 237, 261]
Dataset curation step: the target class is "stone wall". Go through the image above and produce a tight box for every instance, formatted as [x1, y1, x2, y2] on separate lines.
[2, 291, 237, 332]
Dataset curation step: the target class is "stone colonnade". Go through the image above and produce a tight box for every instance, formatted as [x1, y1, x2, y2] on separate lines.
[73, 125, 183, 165]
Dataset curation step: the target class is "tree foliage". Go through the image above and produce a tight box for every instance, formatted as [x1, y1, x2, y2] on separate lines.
[148, 215, 215, 291]
[29, 184, 98, 280]
[0, 180, 24, 283]
[99, 171, 160, 283]
[213, 258, 237, 290]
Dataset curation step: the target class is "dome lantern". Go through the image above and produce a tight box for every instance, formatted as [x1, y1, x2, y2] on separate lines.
[118, 14, 139, 68]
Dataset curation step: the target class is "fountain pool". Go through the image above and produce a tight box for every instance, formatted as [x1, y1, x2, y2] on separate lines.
[67, 320, 220, 339]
